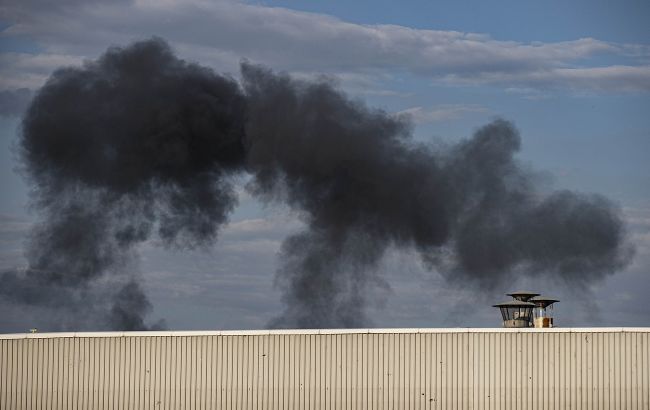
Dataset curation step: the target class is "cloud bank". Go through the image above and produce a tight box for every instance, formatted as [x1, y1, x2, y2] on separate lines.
[1, 0, 649, 96]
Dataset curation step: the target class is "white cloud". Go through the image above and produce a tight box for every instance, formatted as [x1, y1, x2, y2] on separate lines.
[1, 0, 648, 93]
[624, 206, 650, 236]
[396, 104, 488, 124]
[220, 238, 281, 254]
[444, 65, 650, 92]
[505, 87, 550, 100]
[0, 52, 84, 89]
[222, 215, 304, 240]
[0, 214, 32, 234]
[226, 218, 286, 234]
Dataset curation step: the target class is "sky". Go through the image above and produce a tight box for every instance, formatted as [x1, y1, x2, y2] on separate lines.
[0, 0, 649, 332]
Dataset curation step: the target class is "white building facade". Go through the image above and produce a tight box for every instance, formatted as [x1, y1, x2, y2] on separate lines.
[1, 327, 649, 409]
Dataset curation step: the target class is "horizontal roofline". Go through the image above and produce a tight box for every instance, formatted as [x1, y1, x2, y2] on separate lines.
[2, 327, 650, 339]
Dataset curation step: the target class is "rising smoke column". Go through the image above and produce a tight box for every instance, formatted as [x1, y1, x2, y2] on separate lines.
[242, 65, 450, 327]
[0, 38, 632, 330]
[0, 38, 247, 330]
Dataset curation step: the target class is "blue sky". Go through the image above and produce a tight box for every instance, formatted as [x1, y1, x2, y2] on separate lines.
[0, 0, 649, 331]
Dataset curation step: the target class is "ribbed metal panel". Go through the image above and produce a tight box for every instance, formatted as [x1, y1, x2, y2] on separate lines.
[1, 328, 648, 409]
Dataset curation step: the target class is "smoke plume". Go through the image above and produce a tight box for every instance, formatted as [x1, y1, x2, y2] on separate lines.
[1, 38, 246, 330]
[0, 38, 633, 330]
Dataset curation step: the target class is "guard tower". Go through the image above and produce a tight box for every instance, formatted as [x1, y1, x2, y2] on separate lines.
[494, 291, 559, 328]
[530, 296, 559, 328]
[493, 299, 535, 328]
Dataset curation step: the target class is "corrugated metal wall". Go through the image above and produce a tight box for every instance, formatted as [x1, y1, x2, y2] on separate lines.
[1, 328, 648, 409]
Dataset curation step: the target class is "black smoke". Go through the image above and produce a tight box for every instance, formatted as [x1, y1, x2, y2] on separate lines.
[242, 68, 632, 327]
[0, 38, 633, 330]
[1, 38, 246, 330]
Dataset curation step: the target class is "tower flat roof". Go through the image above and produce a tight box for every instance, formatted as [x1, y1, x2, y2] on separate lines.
[493, 300, 536, 307]
[507, 291, 540, 297]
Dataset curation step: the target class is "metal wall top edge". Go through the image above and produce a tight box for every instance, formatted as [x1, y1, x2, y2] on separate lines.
[1, 327, 650, 339]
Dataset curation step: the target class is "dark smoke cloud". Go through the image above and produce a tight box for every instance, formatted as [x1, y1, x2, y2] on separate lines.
[0, 38, 633, 330]
[242, 68, 632, 327]
[1, 37, 246, 330]
[109, 281, 166, 331]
